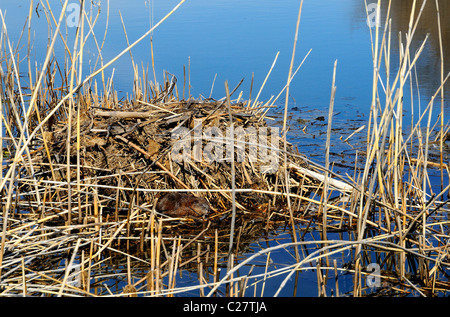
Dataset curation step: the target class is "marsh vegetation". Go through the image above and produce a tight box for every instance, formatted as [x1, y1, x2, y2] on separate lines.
[0, 0, 449, 297]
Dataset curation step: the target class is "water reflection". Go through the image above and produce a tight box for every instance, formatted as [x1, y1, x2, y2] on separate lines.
[356, 0, 450, 103]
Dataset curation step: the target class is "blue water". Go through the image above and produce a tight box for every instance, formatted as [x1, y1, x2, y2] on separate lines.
[0, 1, 373, 105]
[112, 0, 374, 110]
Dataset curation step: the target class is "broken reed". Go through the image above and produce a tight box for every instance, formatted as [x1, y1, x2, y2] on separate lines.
[0, 0, 449, 297]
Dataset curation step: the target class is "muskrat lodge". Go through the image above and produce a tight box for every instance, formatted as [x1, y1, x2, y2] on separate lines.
[23, 80, 341, 232]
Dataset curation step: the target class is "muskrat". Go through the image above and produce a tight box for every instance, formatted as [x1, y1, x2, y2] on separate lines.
[155, 192, 211, 218]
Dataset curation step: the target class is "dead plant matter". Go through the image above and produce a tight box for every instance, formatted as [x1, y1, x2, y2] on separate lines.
[24, 83, 316, 224]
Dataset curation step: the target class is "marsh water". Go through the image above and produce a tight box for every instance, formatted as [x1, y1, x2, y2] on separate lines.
[1, 0, 449, 296]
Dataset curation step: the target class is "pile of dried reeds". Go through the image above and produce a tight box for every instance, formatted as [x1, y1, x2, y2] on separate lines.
[22, 80, 315, 222]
